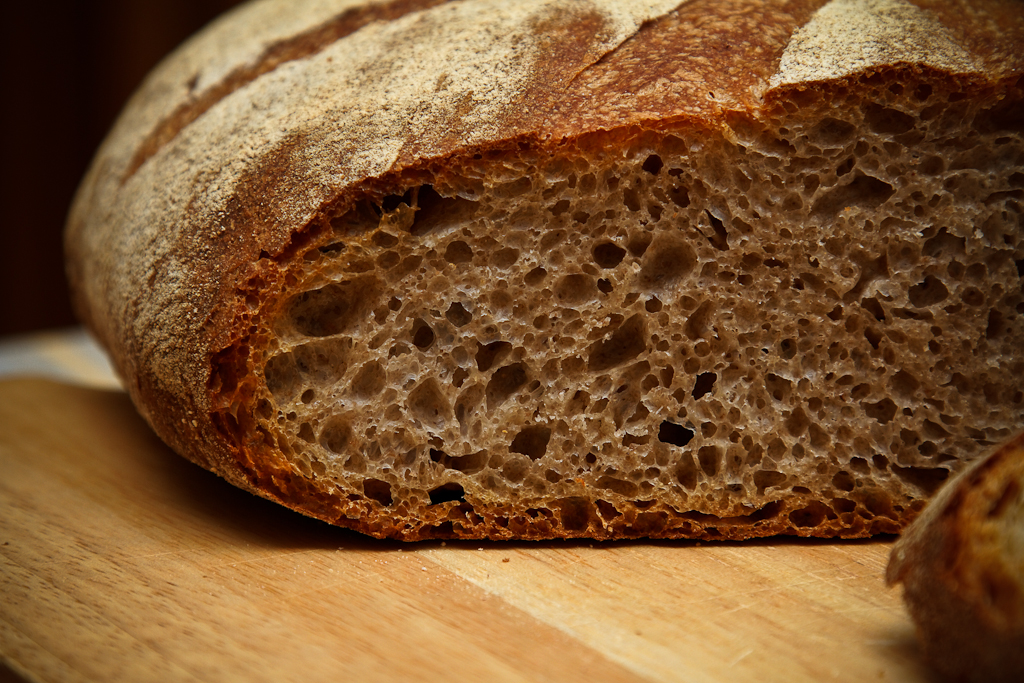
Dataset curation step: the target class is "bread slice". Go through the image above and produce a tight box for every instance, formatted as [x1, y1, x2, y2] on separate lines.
[887, 431, 1024, 683]
[65, 0, 1024, 540]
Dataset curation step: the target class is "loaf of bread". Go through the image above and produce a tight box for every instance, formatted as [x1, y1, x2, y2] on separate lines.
[887, 431, 1024, 683]
[65, 0, 1024, 541]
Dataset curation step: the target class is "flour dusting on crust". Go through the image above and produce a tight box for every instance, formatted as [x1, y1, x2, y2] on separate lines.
[771, 0, 980, 87]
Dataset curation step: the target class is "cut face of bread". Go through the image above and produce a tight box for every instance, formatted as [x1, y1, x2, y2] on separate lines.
[66, 0, 1024, 541]
[207, 72, 1024, 540]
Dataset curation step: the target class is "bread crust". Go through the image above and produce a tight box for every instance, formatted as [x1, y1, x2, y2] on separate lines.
[887, 432, 1024, 682]
[66, 0, 1024, 540]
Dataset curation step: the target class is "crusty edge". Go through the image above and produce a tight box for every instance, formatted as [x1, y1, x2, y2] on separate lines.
[886, 431, 1024, 586]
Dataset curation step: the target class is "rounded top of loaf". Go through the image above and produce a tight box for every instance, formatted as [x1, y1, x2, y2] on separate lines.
[65, 0, 1024, 487]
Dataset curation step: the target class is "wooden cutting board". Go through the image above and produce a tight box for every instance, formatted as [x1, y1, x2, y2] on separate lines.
[0, 377, 931, 682]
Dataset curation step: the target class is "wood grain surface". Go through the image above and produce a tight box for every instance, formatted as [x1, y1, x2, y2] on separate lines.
[0, 377, 930, 682]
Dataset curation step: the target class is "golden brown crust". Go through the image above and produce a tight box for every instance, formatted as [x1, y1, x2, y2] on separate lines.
[66, 0, 1024, 541]
[887, 432, 1024, 683]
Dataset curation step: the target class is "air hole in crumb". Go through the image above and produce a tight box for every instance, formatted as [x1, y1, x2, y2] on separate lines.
[658, 421, 694, 447]
[597, 477, 639, 497]
[412, 319, 435, 349]
[320, 418, 353, 453]
[596, 500, 621, 520]
[864, 104, 915, 135]
[350, 360, 386, 399]
[675, 454, 697, 490]
[444, 240, 474, 264]
[555, 273, 597, 304]
[642, 154, 664, 174]
[863, 398, 898, 424]
[510, 426, 552, 460]
[810, 117, 856, 146]
[319, 241, 346, 255]
[908, 275, 949, 307]
[446, 302, 472, 327]
[363, 479, 393, 506]
[264, 353, 300, 400]
[408, 378, 451, 427]
[286, 276, 381, 337]
[832, 471, 855, 492]
[524, 267, 547, 286]
[593, 241, 626, 268]
[381, 190, 412, 213]
[812, 174, 894, 218]
[588, 314, 647, 372]
[431, 449, 488, 474]
[669, 185, 690, 208]
[638, 234, 696, 290]
[923, 227, 966, 257]
[864, 327, 883, 349]
[556, 497, 591, 531]
[692, 372, 717, 399]
[410, 185, 478, 237]
[861, 297, 886, 321]
[256, 399, 273, 420]
[892, 466, 949, 495]
[493, 247, 520, 269]
[428, 483, 466, 505]
[987, 310, 1006, 340]
[702, 211, 729, 251]
[623, 187, 642, 212]
[789, 501, 835, 527]
[476, 341, 512, 372]
[626, 232, 653, 257]
[890, 370, 920, 397]
[754, 470, 786, 495]
[549, 199, 571, 217]
[962, 287, 984, 307]
[372, 231, 398, 248]
[697, 445, 720, 476]
[486, 363, 528, 409]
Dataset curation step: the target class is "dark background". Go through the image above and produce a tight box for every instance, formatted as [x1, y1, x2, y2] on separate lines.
[1, 0, 245, 336]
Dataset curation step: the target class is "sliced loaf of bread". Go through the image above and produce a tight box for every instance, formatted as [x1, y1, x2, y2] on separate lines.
[66, 0, 1024, 540]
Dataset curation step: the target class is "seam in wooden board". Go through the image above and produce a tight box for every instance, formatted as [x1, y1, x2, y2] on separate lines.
[423, 548, 704, 682]
[121, 0, 453, 184]
[0, 615, 86, 683]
